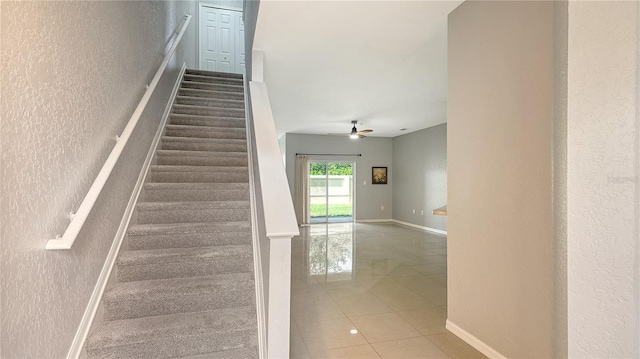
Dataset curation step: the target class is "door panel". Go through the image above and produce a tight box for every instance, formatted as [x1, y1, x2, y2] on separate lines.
[199, 5, 245, 73]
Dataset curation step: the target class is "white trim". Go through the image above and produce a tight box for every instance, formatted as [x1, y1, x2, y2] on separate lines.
[244, 72, 267, 359]
[392, 219, 448, 235]
[356, 219, 394, 223]
[199, 2, 243, 12]
[446, 320, 507, 359]
[46, 15, 192, 250]
[66, 64, 187, 359]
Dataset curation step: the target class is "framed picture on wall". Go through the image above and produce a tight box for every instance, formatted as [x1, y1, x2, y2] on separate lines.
[372, 167, 388, 184]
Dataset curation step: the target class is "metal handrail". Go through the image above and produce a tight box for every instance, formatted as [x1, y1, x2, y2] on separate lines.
[46, 15, 192, 250]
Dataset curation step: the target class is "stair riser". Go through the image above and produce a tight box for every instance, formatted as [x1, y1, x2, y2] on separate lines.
[185, 69, 244, 79]
[156, 155, 247, 167]
[137, 208, 250, 224]
[178, 89, 244, 101]
[149, 171, 249, 183]
[176, 97, 244, 109]
[104, 282, 254, 321]
[169, 116, 246, 128]
[172, 106, 245, 118]
[184, 75, 243, 86]
[164, 128, 247, 140]
[181, 81, 244, 93]
[143, 188, 249, 202]
[162, 140, 247, 152]
[117, 256, 253, 282]
[86, 329, 257, 359]
[127, 231, 252, 251]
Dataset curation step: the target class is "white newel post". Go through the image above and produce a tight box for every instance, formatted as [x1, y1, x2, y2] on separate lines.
[268, 236, 292, 358]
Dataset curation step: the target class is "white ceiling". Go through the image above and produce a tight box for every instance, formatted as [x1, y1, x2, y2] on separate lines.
[253, 0, 463, 137]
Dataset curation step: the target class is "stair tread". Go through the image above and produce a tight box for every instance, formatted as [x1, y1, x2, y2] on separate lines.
[117, 244, 252, 266]
[178, 88, 245, 96]
[184, 74, 243, 83]
[137, 200, 249, 211]
[173, 103, 244, 111]
[185, 69, 244, 78]
[170, 113, 246, 122]
[150, 165, 247, 172]
[144, 182, 248, 189]
[86, 306, 256, 349]
[156, 149, 247, 157]
[165, 124, 246, 132]
[162, 136, 246, 143]
[128, 221, 251, 235]
[105, 273, 253, 301]
[176, 95, 244, 105]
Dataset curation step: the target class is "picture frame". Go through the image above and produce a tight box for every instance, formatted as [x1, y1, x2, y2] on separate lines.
[372, 167, 388, 185]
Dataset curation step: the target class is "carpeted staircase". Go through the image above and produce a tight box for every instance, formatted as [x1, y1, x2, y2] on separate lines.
[86, 69, 258, 358]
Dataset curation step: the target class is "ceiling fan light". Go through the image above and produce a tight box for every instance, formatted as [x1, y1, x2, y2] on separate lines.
[350, 133, 359, 139]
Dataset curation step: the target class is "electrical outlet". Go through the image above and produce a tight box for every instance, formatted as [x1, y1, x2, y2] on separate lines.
[381, 206, 384, 211]
[421, 210, 424, 215]
[412, 209, 415, 214]
[363, 181, 366, 185]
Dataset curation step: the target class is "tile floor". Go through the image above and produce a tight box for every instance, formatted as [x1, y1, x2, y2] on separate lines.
[289, 223, 487, 359]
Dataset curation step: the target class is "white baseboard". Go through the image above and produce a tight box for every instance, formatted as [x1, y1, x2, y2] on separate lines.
[391, 219, 448, 235]
[445, 320, 507, 359]
[356, 219, 394, 223]
[67, 64, 186, 359]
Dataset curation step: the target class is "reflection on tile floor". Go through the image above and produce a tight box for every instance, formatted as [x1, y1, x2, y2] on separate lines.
[290, 223, 487, 359]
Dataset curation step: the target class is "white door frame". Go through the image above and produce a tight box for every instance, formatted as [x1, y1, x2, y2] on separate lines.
[197, 3, 242, 71]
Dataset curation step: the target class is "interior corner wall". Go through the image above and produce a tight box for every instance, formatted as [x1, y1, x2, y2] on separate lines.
[447, 1, 554, 357]
[243, 0, 260, 81]
[392, 124, 447, 231]
[284, 133, 393, 221]
[566, 1, 640, 357]
[0, 2, 196, 358]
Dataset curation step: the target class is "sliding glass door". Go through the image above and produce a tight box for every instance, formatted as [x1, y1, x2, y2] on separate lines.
[309, 162, 354, 223]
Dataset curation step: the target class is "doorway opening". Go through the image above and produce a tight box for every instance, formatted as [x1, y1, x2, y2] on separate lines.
[309, 161, 355, 223]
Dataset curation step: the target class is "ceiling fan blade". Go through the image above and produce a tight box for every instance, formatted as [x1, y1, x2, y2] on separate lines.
[358, 129, 373, 134]
[358, 134, 367, 138]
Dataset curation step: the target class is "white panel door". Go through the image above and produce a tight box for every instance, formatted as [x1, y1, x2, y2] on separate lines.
[199, 6, 220, 72]
[235, 13, 246, 74]
[199, 6, 245, 74]
[218, 11, 234, 73]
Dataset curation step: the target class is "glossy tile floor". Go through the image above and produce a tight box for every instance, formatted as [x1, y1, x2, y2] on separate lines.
[290, 223, 487, 359]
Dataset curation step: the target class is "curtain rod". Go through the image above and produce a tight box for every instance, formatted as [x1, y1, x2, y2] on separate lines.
[296, 153, 362, 157]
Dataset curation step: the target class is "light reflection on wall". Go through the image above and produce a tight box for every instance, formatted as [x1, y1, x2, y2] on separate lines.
[307, 224, 355, 282]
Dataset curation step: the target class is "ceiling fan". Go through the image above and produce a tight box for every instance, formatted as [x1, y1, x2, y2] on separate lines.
[329, 121, 374, 139]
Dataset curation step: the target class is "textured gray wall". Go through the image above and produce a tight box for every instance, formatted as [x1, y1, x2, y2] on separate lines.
[447, 1, 554, 357]
[285, 134, 393, 221]
[0, 2, 196, 357]
[566, 2, 639, 357]
[392, 124, 447, 231]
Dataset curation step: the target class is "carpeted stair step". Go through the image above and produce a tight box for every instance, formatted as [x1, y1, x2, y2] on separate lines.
[127, 221, 252, 250]
[85, 306, 257, 359]
[184, 73, 243, 86]
[136, 200, 250, 224]
[175, 95, 245, 109]
[142, 182, 249, 202]
[103, 273, 255, 321]
[178, 88, 244, 101]
[179, 347, 258, 359]
[169, 114, 246, 128]
[164, 124, 246, 140]
[155, 150, 247, 167]
[116, 244, 253, 282]
[180, 80, 244, 93]
[172, 104, 245, 118]
[185, 69, 244, 79]
[161, 136, 247, 152]
[149, 165, 248, 184]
